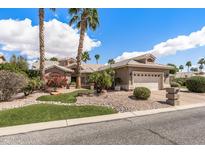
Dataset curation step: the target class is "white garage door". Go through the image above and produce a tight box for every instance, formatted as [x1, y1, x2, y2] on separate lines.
[132, 71, 162, 90]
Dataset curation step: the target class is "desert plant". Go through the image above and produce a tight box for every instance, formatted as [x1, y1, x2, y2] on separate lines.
[186, 76, 205, 93]
[88, 71, 112, 93]
[170, 82, 180, 87]
[0, 70, 28, 101]
[23, 78, 43, 96]
[133, 87, 151, 100]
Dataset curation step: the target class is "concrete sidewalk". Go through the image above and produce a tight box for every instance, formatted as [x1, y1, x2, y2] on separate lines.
[1, 102, 205, 137]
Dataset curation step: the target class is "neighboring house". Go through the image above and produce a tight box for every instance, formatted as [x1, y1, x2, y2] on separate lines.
[175, 72, 205, 78]
[0, 54, 6, 64]
[32, 53, 173, 90]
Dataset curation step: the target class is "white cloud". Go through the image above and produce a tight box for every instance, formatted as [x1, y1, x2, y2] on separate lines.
[115, 26, 205, 62]
[0, 18, 101, 59]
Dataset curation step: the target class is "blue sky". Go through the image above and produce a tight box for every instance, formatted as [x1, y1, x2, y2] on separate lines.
[0, 8, 205, 68]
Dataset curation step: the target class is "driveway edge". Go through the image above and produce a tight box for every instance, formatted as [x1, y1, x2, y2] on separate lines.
[0, 102, 205, 137]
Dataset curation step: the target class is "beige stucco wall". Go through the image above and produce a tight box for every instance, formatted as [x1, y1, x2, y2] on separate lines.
[0, 58, 5, 64]
[114, 66, 170, 90]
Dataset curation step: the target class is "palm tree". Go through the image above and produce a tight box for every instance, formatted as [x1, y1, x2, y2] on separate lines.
[198, 58, 205, 65]
[199, 64, 204, 72]
[39, 8, 56, 82]
[179, 65, 184, 72]
[95, 54, 100, 64]
[198, 58, 205, 72]
[69, 8, 99, 88]
[186, 61, 192, 72]
[81, 51, 91, 63]
[39, 8, 45, 81]
[108, 59, 115, 65]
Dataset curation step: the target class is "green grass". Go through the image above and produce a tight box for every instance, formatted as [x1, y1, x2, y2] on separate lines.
[36, 89, 93, 103]
[0, 104, 117, 127]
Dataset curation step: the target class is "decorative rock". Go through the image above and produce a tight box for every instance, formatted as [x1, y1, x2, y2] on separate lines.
[50, 91, 61, 95]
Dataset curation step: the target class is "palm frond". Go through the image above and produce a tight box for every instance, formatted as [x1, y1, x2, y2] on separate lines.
[68, 8, 81, 15]
[69, 15, 80, 26]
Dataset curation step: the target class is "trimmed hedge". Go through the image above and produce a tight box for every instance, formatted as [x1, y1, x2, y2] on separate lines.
[173, 78, 187, 86]
[170, 82, 180, 87]
[133, 87, 151, 100]
[186, 76, 205, 93]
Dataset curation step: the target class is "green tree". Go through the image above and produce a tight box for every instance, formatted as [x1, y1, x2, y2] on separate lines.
[50, 57, 58, 61]
[81, 51, 91, 63]
[95, 54, 100, 64]
[9, 55, 28, 72]
[10, 54, 17, 64]
[179, 65, 184, 72]
[167, 63, 179, 74]
[198, 58, 205, 65]
[68, 8, 99, 88]
[190, 67, 198, 72]
[199, 64, 204, 72]
[186, 61, 192, 72]
[16, 56, 29, 71]
[108, 59, 115, 65]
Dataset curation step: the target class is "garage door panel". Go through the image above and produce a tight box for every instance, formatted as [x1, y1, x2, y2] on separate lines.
[133, 83, 159, 90]
[132, 71, 162, 90]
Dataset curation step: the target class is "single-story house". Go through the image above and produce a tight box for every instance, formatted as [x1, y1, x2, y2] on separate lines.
[99, 54, 172, 90]
[32, 53, 173, 90]
[0, 54, 6, 64]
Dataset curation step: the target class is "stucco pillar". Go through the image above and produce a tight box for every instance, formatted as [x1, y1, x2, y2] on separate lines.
[160, 73, 164, 89]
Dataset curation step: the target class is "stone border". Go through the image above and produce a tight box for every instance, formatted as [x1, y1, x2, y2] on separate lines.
[0, 102, 205, 137]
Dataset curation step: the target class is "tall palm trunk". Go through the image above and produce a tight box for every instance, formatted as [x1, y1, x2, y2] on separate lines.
[39, 8, 45, 82]
[76, 17, 86, 89]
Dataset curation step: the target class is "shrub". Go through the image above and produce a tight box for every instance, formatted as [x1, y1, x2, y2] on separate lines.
[186, 76, 205, 93]
[170, 82, 180, 87]
[46, 75, 68, 88]
[0, 63, 23, 73]
[0, 70, 28, 101]
[25, 70, 40, 78]
[88, 71, 112, 93]
[133, 87, 151, 100]
[173, 78, 187, 86]
[23, 78, 43, 96]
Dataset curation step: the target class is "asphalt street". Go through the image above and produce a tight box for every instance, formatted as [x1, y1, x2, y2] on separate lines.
[1, 107, 205, 144]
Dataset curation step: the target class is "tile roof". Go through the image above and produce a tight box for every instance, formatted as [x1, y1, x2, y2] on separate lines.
[45, 65, 74, 73]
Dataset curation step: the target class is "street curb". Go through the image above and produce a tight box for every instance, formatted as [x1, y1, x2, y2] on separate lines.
[0, 102, 205, 137]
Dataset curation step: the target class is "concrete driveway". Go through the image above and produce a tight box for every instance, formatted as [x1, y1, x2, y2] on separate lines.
[151, 89, 205, 105]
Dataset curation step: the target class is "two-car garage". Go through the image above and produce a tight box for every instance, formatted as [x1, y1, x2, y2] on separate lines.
[132, 71, 164, 90]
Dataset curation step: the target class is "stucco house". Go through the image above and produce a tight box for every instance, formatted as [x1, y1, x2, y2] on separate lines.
[99, 54, 172, 90]
[0, 54, 6, 64]
[32, 53, 173, 90]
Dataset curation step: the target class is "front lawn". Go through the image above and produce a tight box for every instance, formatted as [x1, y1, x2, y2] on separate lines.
[36, 89, 93, 103]
[0, 104, 116, 127]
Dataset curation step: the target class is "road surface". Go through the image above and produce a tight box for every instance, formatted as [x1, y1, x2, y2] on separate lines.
[1, 106, 205, 144]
